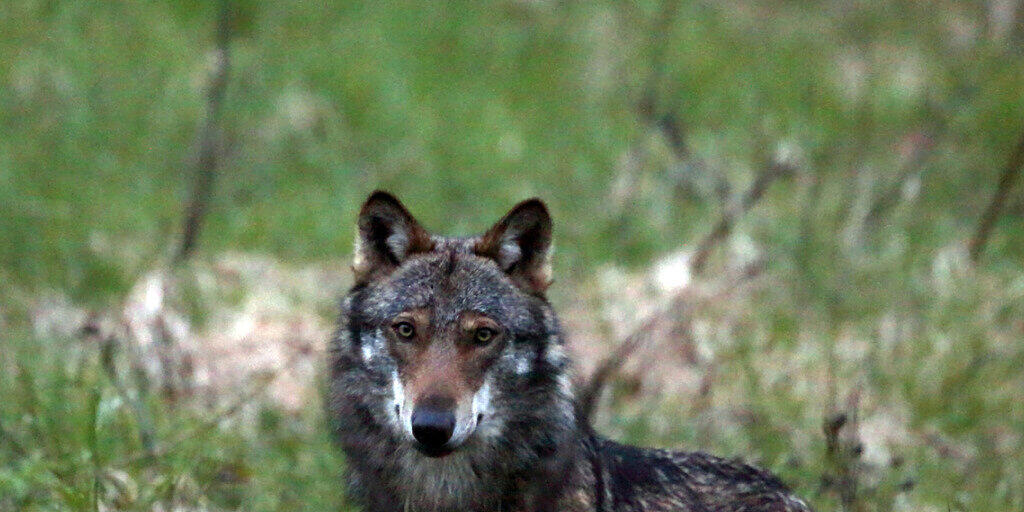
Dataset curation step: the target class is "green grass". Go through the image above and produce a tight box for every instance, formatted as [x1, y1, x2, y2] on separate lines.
[0, 329, 349, 511]
[2, 0, 1024, 510]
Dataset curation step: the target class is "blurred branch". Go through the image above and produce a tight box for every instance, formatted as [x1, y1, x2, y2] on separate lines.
[175, 1, 233, 263]
[634, 0, 731, 202]
[126, 347, 306, 466]
[690, 159, 794, 275]
[580, 154, 789, 422]
[821, 391, 865, 512]
[864, 130, 936, 226]
[636, 0, 682, 123]
[576, 296, 680, 423]
[654, 113, 689, 159]
[104, 337, 157, 460]
[83, 316, 159, 460]
[968, 130, 1024, 262]
[577, 260, 765, 424]
[584, 0, 790, 421]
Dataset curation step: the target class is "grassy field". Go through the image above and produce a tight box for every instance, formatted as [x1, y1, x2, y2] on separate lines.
[2, 0, 1024, 510]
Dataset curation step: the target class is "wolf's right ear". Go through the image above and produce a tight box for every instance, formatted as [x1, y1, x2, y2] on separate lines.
[475, 198, 553, 294]
[353, 191, 432, 283]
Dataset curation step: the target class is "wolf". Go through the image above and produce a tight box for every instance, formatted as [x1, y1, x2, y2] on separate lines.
[327, 191, 813, 512]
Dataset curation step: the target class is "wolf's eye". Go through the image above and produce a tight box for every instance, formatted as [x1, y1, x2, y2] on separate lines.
[474, 327, 496, 346]
[393, 322, 416, 340]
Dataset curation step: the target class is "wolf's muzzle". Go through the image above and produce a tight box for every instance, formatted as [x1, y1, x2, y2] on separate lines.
[410, 398, 457, 456]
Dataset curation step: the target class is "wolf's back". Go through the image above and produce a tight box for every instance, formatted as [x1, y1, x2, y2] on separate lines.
[577, 436, 813, 512]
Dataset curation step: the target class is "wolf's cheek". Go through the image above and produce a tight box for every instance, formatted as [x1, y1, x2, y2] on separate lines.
[357, 326, 410, 438]
[496, 346, 535, 379]
[359, 328, 389, 364]
[389, 368, 415, 437]
[469, 378, 505, 440]
[470, 379, 493, 420]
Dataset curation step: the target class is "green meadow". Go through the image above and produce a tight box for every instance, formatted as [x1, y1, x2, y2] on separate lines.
[2, 1, 1023, 510]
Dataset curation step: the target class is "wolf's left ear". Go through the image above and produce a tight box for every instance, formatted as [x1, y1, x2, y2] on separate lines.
[353, 191, 433, 284]
[475, 199, 553, 294]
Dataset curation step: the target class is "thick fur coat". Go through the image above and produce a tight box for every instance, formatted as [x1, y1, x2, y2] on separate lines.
[326, 192, 812, 512]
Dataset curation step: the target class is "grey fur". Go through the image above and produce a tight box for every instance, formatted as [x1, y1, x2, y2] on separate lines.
[327, 192, 813, 512]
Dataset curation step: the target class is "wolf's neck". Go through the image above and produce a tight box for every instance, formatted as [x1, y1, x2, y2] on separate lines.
[384, 387, 583, 512]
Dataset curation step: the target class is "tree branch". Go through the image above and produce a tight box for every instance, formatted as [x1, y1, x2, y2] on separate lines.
[175, 1, 233, 263]
[579, 156, 788, 423]
[821, 390, 865, 512]
[690, 160, 793, 275]
[583, 0, 791, 422]
[576, 260, 765, 424]
[864, 130, 935, 225]
[968, 130, 1024, 262]
[575, 298, 679, 423]
[636, 0, 682, 124]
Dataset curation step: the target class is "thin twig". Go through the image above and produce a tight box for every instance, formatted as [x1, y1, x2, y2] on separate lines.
[968, 130, 1024, 262]
[613, 0, 687, 208]
[655, 112, 688, 159]
[577, 260, 766, 423]
[821, 390, 864, 512]
[579, 159, 788, 419]
[636, 0, 682, 123]
[124, 347, 307, 466]
[634, 0, 731, 202]
[864, 129, 936, 225]
[99, 332, 158, 460]
[690, 160, 793, 275]
[176, 1, 233, 263]
[583, 0, 787, 422]
[576, 301, 676, 423]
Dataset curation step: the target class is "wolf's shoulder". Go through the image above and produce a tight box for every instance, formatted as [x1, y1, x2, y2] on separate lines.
[589, 437, 813, 512]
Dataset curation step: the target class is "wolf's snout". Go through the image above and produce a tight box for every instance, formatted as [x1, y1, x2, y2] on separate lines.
[410, 398, 456, 454]
[411, 408, 455, 447]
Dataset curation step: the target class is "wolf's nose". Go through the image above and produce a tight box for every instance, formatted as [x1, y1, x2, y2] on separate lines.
[411, 407, 455, 450]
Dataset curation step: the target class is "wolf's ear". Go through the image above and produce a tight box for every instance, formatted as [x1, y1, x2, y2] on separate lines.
[353, 191, 433, 283]
[475, 199, 553, 294]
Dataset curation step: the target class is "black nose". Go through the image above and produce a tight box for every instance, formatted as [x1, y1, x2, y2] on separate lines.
[411, 406, 455, 450]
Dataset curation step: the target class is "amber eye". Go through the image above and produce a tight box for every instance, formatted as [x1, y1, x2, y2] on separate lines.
[393, 321, 416, 340]
[474, 327, 496, 346]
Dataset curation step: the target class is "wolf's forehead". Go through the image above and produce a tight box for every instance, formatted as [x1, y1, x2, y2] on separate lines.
[369, 251, 526, 321]
[428, 235, 479, 253]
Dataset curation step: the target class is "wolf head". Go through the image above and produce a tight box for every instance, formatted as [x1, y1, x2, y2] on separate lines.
[329, 192, 576, 508]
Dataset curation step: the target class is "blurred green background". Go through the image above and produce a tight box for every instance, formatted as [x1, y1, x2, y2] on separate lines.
[2, 0, 1023, 510]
